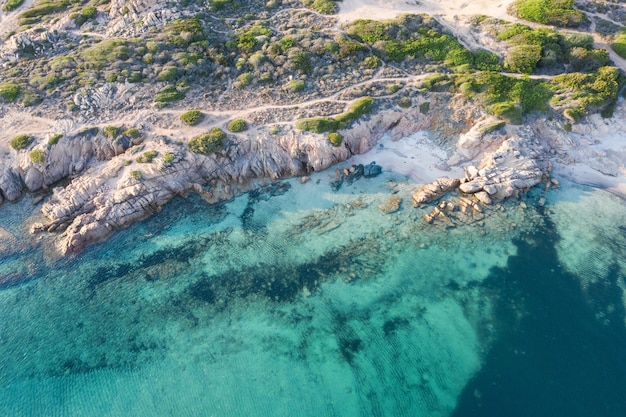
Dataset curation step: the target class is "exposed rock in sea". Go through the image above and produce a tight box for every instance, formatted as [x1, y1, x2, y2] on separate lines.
[411, 177, 460, 206]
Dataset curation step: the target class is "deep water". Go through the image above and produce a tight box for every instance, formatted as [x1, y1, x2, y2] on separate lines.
[0, 166, 625, 417]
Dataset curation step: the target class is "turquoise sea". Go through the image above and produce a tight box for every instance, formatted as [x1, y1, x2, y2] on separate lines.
[1, 154, 625, 416]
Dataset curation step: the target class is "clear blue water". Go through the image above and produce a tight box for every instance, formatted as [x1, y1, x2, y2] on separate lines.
[0, 164, 625, 416]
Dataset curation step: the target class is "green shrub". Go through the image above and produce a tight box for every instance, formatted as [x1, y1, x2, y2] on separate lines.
[48, 133, 63, 145]
[0, 82, 21, 102]
[180, 110, 203, 126]
[155, 85, 185, 103]
[398, 96, 412, 108]
[163, 153, 175, 164]
[227, 118, 247, 132]
[10, 134, 31, 150]
[490, 102, 523, 124]
[611, 31, 626, 59]
[289, 51, 312, 74]
[130, 170, 142, 180]
[156, 66, 179, 82]
[363, 56, 382, 69]
[419, 101, 430, 114]
[136, 150, 158, 163]
[122, 128, 141, 139]
[295, 117, 339, 133]
[103, 125, 118, 138]
[2, 0, 25, 12]
[327, 132, 343, 147]
[287, 79, 305, 92]
[189, 128, 226, 154]
[480, 121, 507, 134]
[235, 73, 253, 88]
[29, 149, 45, 163]
[309, 0, 338, 14]
[335, 96, 374, 126]
[508, 0, 583, 27]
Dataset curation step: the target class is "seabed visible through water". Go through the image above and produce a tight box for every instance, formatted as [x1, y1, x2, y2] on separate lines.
[0, 152, 625, 416]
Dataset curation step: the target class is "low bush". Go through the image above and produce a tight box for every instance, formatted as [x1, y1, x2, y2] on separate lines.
[103, 125, 118, 138]
[327, 132, 343, 147]
[0, 82, 21, 102]
[189, 128, 226, 154]
[136, 150, 158, 163]
[398, 96, 412, 108]
[2, 0, 25, 12]
[130, 170, 142, 180]
[611, 31, 626, 59]
[287, 79, 305, 92]
[180, 110, 203, 126]
[163, 153, 175, 164]
[419, 101, 430, 114]
[155, 86, 185, 103]
[228, 118, 247, 132]
[10, 134, 31, 150]
[29, 149, 45, 163]
[295, 117, 339, 133]
[122, 128, 141, 139]
[48, 133, 63, 145]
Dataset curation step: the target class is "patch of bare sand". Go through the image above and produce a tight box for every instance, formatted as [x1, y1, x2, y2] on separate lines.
[337, 0, 517, 23]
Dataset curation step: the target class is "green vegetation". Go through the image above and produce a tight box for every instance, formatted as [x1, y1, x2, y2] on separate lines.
[155, 86, 185, 103]
[0, 83, 21, 103]
[163, 153, 175, 164]
[136, 150, 158, 163]
[73, 5, 97, 26]
[10, 134, 31, 150]
[508, 0, 583, 27]
[295, 117, 339, 133]
[48, 133, 63, 145]
[103, 125, 118, 138]
[480, 121, 507, 134]
[398, 96, 412, 108]
[130, 170, 143, 180]
[456, 72, 553, 124]
[611, 31, 626, 59]
[327, 132, 343, 147]
[2, 0, 25, 12]
[296, 96, 375, 133]
[303, 0, 339, 14]
[29, 149, 45, 163]
[18, 0, 71, 26]
[180, 110, 204, 126]
[552, 66, 624, 119]
[227, 118, 247, 132]
[419, 101, 430, 114]
[188, 128, 226, 154]
[122, 128, 142, 139]
[287, 79, 305, 92]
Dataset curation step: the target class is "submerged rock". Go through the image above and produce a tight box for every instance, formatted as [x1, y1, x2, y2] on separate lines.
[379, 195, 402, 214]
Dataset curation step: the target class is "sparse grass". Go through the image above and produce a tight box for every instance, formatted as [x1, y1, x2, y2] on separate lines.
[508, 0, 583, 27]
[136, 150, 158, 163]
[10, 134, 31, 150]
[130, 170, 142, 180]
[180, 110, 203, 126]
[48, 133, 63, 145]
[287, 79, 305, 93]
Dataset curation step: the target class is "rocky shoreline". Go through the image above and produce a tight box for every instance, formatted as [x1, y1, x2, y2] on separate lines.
[0, 93, 591, 256]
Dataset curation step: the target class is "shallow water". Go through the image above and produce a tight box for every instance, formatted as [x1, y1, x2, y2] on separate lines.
[0, 161, 625, 416]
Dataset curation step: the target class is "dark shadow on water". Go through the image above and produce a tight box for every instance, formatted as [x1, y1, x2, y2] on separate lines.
[452, 213, 626, 417]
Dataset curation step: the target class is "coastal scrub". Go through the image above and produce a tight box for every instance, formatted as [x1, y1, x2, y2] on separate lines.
[189, 128, 226, 154]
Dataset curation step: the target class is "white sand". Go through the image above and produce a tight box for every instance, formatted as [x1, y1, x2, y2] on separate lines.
[337, 0, 517, 23]
[347, 131, 464, 184]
